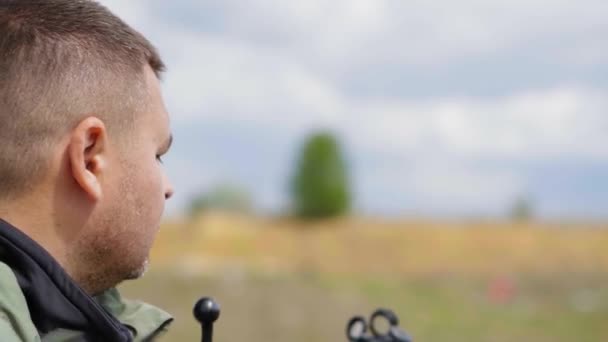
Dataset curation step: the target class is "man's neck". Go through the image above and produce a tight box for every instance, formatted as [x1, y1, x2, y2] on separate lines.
[0, 197, 70, 276]
[1, 193, 119, 296]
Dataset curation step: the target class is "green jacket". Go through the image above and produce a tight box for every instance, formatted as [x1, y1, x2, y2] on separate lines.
[0, 262, 172, 342]
[0, 219, 172, 341]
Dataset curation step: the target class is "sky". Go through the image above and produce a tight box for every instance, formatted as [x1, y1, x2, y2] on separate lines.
[99, 0, 608, 220]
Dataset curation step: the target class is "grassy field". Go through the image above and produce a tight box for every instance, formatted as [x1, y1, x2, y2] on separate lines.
[119, 213, 608, 341]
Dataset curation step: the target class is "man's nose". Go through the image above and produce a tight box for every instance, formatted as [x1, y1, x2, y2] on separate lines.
[165, 186, 174, 200]
[163, 173, 174, 200]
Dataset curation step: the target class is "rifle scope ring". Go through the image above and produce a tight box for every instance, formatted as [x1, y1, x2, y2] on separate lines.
[370, 308, 399, 337]
[346, 316, 368, 341]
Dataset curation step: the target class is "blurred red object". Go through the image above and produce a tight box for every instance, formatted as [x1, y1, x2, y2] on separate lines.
[487, 276, 516, 304]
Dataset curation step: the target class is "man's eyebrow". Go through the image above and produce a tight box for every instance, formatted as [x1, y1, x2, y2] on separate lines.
[160, 134, 173, 153]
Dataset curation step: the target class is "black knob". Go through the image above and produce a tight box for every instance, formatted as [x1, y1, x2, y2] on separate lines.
[193, 297, 220, 342]
[194, 297, 220, 324]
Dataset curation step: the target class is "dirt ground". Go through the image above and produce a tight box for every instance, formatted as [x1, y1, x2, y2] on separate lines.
[119, 214, 608, 341]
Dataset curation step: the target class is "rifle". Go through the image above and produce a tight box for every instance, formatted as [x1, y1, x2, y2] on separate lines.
[193, 297, 412, 342]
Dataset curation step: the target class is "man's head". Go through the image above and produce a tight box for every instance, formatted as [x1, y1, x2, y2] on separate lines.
[0, 0, 174, 294]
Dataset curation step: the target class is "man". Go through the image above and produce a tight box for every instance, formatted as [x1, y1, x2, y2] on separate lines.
[0, 0, 175, 340]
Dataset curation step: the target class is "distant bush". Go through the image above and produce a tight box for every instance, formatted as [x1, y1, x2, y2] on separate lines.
[290, 131, 351, 219]
[188, 183, 252, 218]
[509, 196, 534, 222]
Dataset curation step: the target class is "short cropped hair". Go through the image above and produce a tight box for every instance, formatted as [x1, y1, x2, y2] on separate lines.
[0, 0, 165, 199]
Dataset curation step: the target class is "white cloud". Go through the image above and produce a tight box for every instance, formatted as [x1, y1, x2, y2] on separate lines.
[97, 0, 608, 217]
[100, 0, 608, 83]
[157, 36, 608, 162]
[167, 0, 608, 72]
[349, 86, 608, 161]
[105, 0, 606, 163]
[405, 160, 524, 214]
[350, 155, 526, 216]
[156, 30, 346, 129]
[142, 24, 608, 163]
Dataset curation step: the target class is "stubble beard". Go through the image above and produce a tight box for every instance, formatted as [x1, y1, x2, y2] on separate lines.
[72, 187, 153, 294]
[71, 222, 153, 295]
[125, 257, 150, 280]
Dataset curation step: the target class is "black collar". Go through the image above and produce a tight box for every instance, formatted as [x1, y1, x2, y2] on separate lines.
[0, 218, 133, 341]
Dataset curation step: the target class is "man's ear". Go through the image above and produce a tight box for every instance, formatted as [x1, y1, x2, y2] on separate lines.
[68, 117, 108, 201]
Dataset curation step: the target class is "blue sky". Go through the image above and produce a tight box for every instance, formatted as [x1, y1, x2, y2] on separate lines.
[100, 0, 608, 219]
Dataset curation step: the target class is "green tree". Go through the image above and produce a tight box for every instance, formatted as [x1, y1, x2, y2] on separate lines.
[290, 131, 352, 219]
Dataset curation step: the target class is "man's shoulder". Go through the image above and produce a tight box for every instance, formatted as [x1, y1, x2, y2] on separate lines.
[95, 288, 173, 341]
[0, 261, 40, 341]
[0, 261, 173, 341]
